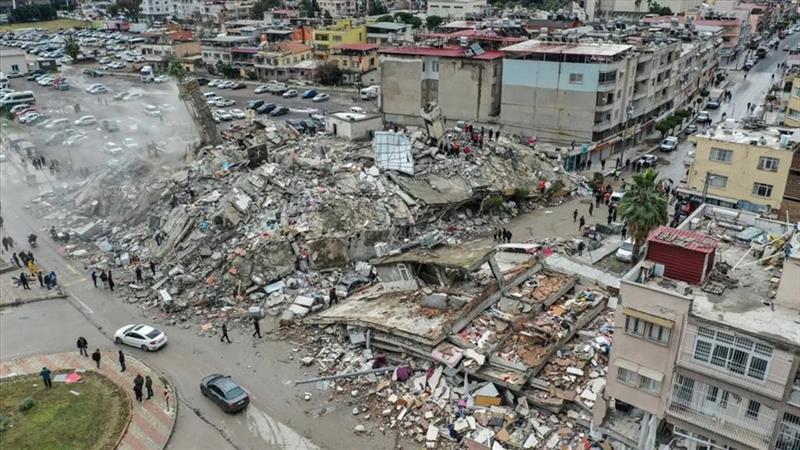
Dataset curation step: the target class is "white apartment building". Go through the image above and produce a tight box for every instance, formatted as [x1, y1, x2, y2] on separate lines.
[318, 0, 357, 18]
[604, 204, 800, 450]
[585, 0, 702, 20]
[427, 0, 486, 20]
[140, 0, 174, 20]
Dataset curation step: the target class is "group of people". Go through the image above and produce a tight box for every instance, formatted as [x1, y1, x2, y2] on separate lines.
[493, 228, 513, 243]
[90, 269, 115, 291]
[132, 373, 154, 403]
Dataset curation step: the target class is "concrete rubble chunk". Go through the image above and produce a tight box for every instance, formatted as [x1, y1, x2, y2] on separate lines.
[425, 424, 438, 442]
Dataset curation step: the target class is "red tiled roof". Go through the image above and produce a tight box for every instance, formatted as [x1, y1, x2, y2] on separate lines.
[647, 226, 719, 254]
[169, 31, 194, 42]
[334, 43, 379, 51]
[378, 46, 503, 60]
[232, 47, 259, 54]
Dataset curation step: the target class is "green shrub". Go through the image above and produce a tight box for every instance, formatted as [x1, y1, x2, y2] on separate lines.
[512, 188, 530, 201]
[482, 195, 504, 212]
[0, 414, 11, 432]
[18, 397, 35, 412]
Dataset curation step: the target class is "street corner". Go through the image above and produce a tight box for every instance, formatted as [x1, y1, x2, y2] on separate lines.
[0, 264, 67, 308]
[1, 350, 177, 450]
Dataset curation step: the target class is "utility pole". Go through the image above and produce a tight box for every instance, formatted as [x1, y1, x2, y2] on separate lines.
[702, 173, 717, 205]
[620, 105, 634, 169]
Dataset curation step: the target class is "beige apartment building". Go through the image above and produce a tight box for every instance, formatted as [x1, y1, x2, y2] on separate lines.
[685, 124, 798, 215]
[604, 204, 800, 450]
[784, 77, 800, 127]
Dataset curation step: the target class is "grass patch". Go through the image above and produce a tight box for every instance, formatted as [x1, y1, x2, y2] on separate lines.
[0, 19, 90, 32]
[0, 371, 130, 450]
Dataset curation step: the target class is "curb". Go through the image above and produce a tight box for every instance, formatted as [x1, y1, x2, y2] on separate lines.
[0, 290, 68, 308]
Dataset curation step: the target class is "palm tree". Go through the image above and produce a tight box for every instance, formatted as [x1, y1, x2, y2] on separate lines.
[65, 36, 80, 60]
[618, 169, 668, 254]
[166, 58, 189, 82]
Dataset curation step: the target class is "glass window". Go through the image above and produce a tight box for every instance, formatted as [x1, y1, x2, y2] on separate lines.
[569, 73, 583, 84]
[746, 400, 761, 419]
[617, 367, 638, 386]
[694, 340, 712, 362]
[640, 375, 662, 393]
[709, 148, 733, 162]
[758, 156, 779, 172]
[647, 323, 670, 345]
[752, 183, 773, 198]
[708, 175, 728, 188]
[748, 356, 768, 380]
[397, 264, 411, 281]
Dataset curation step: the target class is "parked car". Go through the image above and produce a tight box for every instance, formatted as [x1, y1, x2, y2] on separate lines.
[256, 102, 276, 114]
[637, 154, 658, 168]
[696, 111, 711, 124]
[200, 374, 249, 413]
[216, 110, 233, 121]
[144, 105, 161, 117]
[282, 89, 298, 98]
[615, 240, 637, 263]
[114, 324, 168, 351]
[122, 137, 139, 150]
[73, 115, 97, 126]
[312, 93, 329, 102]
[230, 82, 246, 90]
[254, 84, 270, 94]
[301, 89, 317, 99]
[86, 83, 108, 94]
[103, 141, 123, 155]
[684, 123, 698, 135]
[153, 75, 169, 83]
[270, 105, 289, 116]
[660, 136, 678, 152]
[228, 108, 246, 120]
[247, 99, 264, 110]
[214, 98, 235, 107]
[45, 118, 71, 130]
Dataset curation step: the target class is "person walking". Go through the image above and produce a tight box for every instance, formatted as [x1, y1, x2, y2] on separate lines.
[164, 386, 171, 412]
[133, 379, 143, 403]
[92, 349, 101, 369]
[108, 270, 115, 291]
[572, 209, 578, 223]
[135, 266, 143, 283]
[601, 160, 606, 171]
[43, 273, 51, 290]
[252, 317, 262, 339]
[329, 287, 338, 307]
[578, 215, 586, 231]
[12, 252, 21, 267]
[19, 272, 30, 290]
[100, 270, 108, 289]
[40, 367, 52, 389]
[589, 203, 594, 217]
[91, 270, 97, 288]
[149, 260, 157, 277]
[118, 350, 126, 372]
[505, 229, 513, 243]
[621, 226, 628, 240]
[77, 337, 88, 356]
[220, 323, 231, 343]
[49, 271, 57, 287]
[145, 376, 153, 400]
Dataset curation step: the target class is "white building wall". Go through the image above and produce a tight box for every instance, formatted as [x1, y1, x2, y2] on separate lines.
[427, 0, 486, 19]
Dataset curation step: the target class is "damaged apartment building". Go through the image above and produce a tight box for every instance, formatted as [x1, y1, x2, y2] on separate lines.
[600, 205, 800, 450]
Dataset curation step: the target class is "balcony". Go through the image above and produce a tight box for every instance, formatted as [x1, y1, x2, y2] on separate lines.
[633, 88, 648, 100]
[667, 377, 777, 450]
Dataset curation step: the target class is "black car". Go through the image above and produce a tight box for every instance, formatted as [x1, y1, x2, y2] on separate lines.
[247, 99, 264, 110]
[200, 374, 249, 413]
[256, 102, 276, 114]
[270, 105, 289, 116]
[196, 77, 210, 86]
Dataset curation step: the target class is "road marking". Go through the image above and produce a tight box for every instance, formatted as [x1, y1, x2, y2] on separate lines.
[64, 278, 88, 287]
[66, 264, 80, 275]
[70, 293, 94, 314]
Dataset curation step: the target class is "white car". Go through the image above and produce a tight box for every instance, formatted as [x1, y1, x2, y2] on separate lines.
[74, 115, 97, 126]
[64, 133, 88, 146]
[144, 105, 161, 117]
[122, 92, 142, 101]
[86, 84, 108, 94]
[615, 240, 636, 263]
[660, 136, 678, 152]
[114, 324, 168, 351]
[122, 137, 140, 150]
[228, 108, 246, 119]
[153, 75, 169, 83]
[208, 79, 222, 87]
[103, 142, 123, 155]
[254, 84, 270, 93]
[37, 76, 54, 86]
[312, 93, 329, 102]
[216, 110, 233, 121]
[214, 98, 235, 107]
[45, 118, 71, 129]
[206, 96, 223, 105]
[282, 89, 298, 98]
[218, 80, 235, 89]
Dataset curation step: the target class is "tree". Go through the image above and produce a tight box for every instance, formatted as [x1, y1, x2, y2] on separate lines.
[393, 11, 422, 28]
[369, 0, 388, 15]
[426, 15, 443, 30]
[376, 15, 394, 22]
[167, 57, 189, 82]
[215, 60, 238, 79]
[64, 36, 80, 60]
[314, 62, 343, 85]
[9, 4, 57, 23]
[250, 0, 280, 20]
[647, 1, 671, 15]
[618, 169, 668, 254]
[299, 0, 320, 17]
[107, 0, 142, 20]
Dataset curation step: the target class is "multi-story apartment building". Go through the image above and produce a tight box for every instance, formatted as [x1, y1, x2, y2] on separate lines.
[585, 0, 701, 20]
[684, 124, 799, 215]
[379, 46, 503, 125]
[328, 44, 379, 84]
[253, 41, 314, 81]
[605, 204, 800, 450]
[317, 0, 357, 18]
[426, 0, 486, 20]
[312, 19, 367, 52]
[140, 31, 201, 69]
[140, 0, 174, 21]
[200, 35, 257, 65]
[366, 22, 412, 46]
[785, 77, 800, 128]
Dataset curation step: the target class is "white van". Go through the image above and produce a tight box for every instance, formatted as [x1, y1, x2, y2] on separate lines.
[0, 90, 35, 108]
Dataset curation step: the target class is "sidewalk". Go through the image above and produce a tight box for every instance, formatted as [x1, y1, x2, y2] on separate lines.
[0, 351, 177, 450]
[0, 257, 67, 307]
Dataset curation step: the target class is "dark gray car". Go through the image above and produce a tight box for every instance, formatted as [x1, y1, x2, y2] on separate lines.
[200, 374, 249, 413]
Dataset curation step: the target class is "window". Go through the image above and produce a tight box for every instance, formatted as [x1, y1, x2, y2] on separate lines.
[709, 147, 733, 162]
[692, 326, 774, 382]
[758, 156, 779, 172]
[599, 70, 617, 84]
[569, 73, 583, 84]
[745, 399, 761, 419]
[397, 263, 411, 281]
[422, 62, 426, 72]
[640, 376, 662, 394]
[794, 87, 800, 97]
[617, 368, 661, 394]
[332, 35, 342, 42]
[617, 367, 638, 385]
[625, 313, 670, 345]
[752, 182, 773, 198]
[777, 413, 800, 450]
[708, 175, 728, 188]
[647, 324, 670, 345]
[789, 108, 800, 118]
[11, 64, 19, 72]
[624, 316, 645, 336]
[432, 61, 438, 72]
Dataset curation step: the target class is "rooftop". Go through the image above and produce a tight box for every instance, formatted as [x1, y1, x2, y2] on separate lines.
[333, 43, 379, 52]
[379, 46, 503, 60]
[628, 205, 799, 347]
[647, 226, 718, 254]
[500, 40, 633, 57]
[692, 121, 799, 150]
[366, 22, 410, 31]
[374, 241, 495, 271]
[201, 35, 254, 44]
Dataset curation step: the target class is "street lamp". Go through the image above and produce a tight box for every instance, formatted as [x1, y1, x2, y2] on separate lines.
[621, 105, 635, 169]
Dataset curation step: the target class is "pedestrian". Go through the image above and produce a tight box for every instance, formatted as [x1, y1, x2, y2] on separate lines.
[107, 270, 114, 291]
[100, 270, 108, 288]
[145, 375, 153, 400]
[40, 367, 52, 388]
[1, 237, 7, 251]
[43, 273, 51, 290]
[252, 317, 262, 339]
[49, 270, 57, 287]
[589, 202, 594, 216]
[578, 216, 585, 231]
[12, 252, 21, 267]
[149, 260, 156, 277]
[625, 159, 631, 171]
[616, 157, 621, 169]
[92, 349, 101, 369]
[747, 102, 751, 111]
[77, 337, 88, 356]
[505, 229, 512, 243]
[614, 169, 620, 181]
[37, 270, 44, 288]
[91, 270, 97, 288]
[612, 209, 618, 222]
[27, 259, 36, 276]
[133, 382, 143, 403]
[607, 213, 613, 225]
[601, 159, 606, 171]
[118, 350, 126, 372]
[329, 287, 338, 306]
[135, 266, 143, 283]
[164, 386, 171, 411]
[220, 323, 231, 343]
[572, 209, 578, 222]
[621, 226, 628, 240]
[19, 272, 30, 290]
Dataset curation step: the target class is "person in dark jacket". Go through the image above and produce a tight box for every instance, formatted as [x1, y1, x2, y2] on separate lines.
[77, 337, 88, 356]
[329, 288, 338, 306]
[118, 350, 126, 372]
[145, 375, 153, 400]
[40, 367, 52, 388]
[252, 317, 262, 339]
[19, 272, 30, 290]
[92, 349, 101, 369]
[220, 323, 231, 343]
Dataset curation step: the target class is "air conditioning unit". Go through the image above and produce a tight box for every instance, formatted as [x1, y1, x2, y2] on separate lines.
[676, 282, 692, 296]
